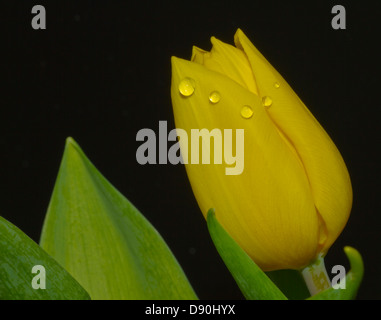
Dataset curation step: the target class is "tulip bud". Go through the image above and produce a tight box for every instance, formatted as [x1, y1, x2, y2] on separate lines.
[170, 29, 352, 271]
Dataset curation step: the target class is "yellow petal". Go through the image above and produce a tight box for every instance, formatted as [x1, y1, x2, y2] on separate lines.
[234, 29, 352, 254]
[191, 46, 207, 64]
[171, 56, 319, 270]
[191, 37, 259, 95]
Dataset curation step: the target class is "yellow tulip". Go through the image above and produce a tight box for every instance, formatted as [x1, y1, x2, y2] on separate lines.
[170, 29, 352, 271]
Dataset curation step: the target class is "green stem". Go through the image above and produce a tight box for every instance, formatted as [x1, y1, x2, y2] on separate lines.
[301, 254, 331, 296]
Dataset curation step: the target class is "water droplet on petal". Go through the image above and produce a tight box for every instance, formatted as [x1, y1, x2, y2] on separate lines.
[274, 82, 280, 89]
[209, 91, 221, 104]
[179, 78, 195, 97]
[262, 96, 273, 109]
[241, 105, 253, 119]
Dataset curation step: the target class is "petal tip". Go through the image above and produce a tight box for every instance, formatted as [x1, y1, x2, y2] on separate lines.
[191, 46, 207, 63]
[234, 28, 247, 49]
[170, 55, 179, 67]
[170, 56, 185, 77]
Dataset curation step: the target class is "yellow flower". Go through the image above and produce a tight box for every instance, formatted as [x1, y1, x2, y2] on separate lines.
[170, 29, 352, 271]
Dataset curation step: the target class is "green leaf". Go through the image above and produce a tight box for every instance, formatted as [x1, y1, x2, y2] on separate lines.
[266, 269, 310, 300]
[308, 246, 364, 300]
[206, 209, 287, 300]
[0, 216, 90, 300]
[40, 137, 197, 300]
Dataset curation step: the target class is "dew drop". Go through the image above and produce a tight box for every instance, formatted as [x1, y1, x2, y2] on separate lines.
[240, 105, 253, 119]
[262, 96, 273, 109]
[179, 78, 195, 97]
[209, 91, 221, 104]
[274, 82, 280, 89]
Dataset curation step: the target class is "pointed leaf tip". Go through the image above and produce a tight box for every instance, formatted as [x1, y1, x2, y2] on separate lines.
[40, 139, 197, 300]
[64, 136, 83, 155]
[65, 136, 75, 146]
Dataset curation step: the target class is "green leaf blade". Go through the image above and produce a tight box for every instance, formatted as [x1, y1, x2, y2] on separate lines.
[0, 216, 90, 300]
[40, 137, 197, 300]
[207, 209, 287, 300]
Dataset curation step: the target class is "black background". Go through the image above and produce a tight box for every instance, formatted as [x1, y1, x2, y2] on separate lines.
[1, 1, 380, 300]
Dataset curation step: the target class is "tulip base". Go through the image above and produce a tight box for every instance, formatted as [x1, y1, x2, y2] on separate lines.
[301, 254, 331, 296]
